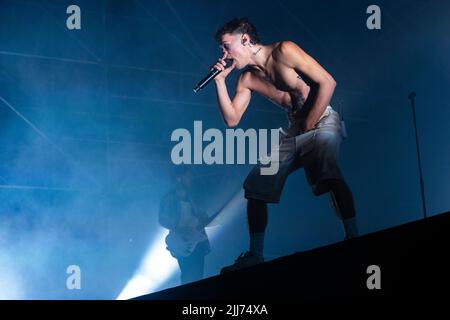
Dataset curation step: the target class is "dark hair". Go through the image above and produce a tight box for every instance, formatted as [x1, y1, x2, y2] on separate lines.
[215, 17, 261, 44]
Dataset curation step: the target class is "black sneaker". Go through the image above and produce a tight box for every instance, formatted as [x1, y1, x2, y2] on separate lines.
[220, 251, 264, 274]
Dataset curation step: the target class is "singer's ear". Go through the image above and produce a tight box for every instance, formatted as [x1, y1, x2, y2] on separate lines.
[241, 34, 249, 45]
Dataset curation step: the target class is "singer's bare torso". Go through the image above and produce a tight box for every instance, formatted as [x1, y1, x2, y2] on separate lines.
[215, 34, 335, 131]
[240, 42, 312, 116]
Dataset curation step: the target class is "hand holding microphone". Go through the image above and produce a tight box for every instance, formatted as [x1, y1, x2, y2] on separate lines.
[193, 53, 236, 93]
[212, 53, 236, 81]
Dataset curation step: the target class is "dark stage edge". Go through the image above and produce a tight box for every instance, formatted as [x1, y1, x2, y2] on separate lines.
[134, 212, 449, 300]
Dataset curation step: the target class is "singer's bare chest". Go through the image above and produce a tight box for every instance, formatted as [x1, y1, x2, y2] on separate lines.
[256, 49, 310, 92]
[251, 62, 311, 109]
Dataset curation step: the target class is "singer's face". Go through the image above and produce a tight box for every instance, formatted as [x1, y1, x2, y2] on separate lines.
[220, 33, 248, 69]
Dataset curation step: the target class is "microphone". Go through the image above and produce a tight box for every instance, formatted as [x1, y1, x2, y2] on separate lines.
[193, 59, 233, 93]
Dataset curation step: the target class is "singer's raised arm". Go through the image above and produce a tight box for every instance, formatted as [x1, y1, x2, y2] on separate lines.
[214, 71, 252, 128]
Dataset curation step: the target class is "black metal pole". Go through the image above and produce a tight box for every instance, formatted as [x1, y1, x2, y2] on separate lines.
[408, 92, 427, 219]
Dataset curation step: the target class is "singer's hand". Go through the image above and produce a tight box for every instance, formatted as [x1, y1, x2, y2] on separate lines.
[212, 53, 236, 81]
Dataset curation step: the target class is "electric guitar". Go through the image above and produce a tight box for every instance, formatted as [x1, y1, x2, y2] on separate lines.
[165, 208, 223, 258]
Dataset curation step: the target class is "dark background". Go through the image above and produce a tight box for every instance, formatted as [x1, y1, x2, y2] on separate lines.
[0, 0, 449, 299]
